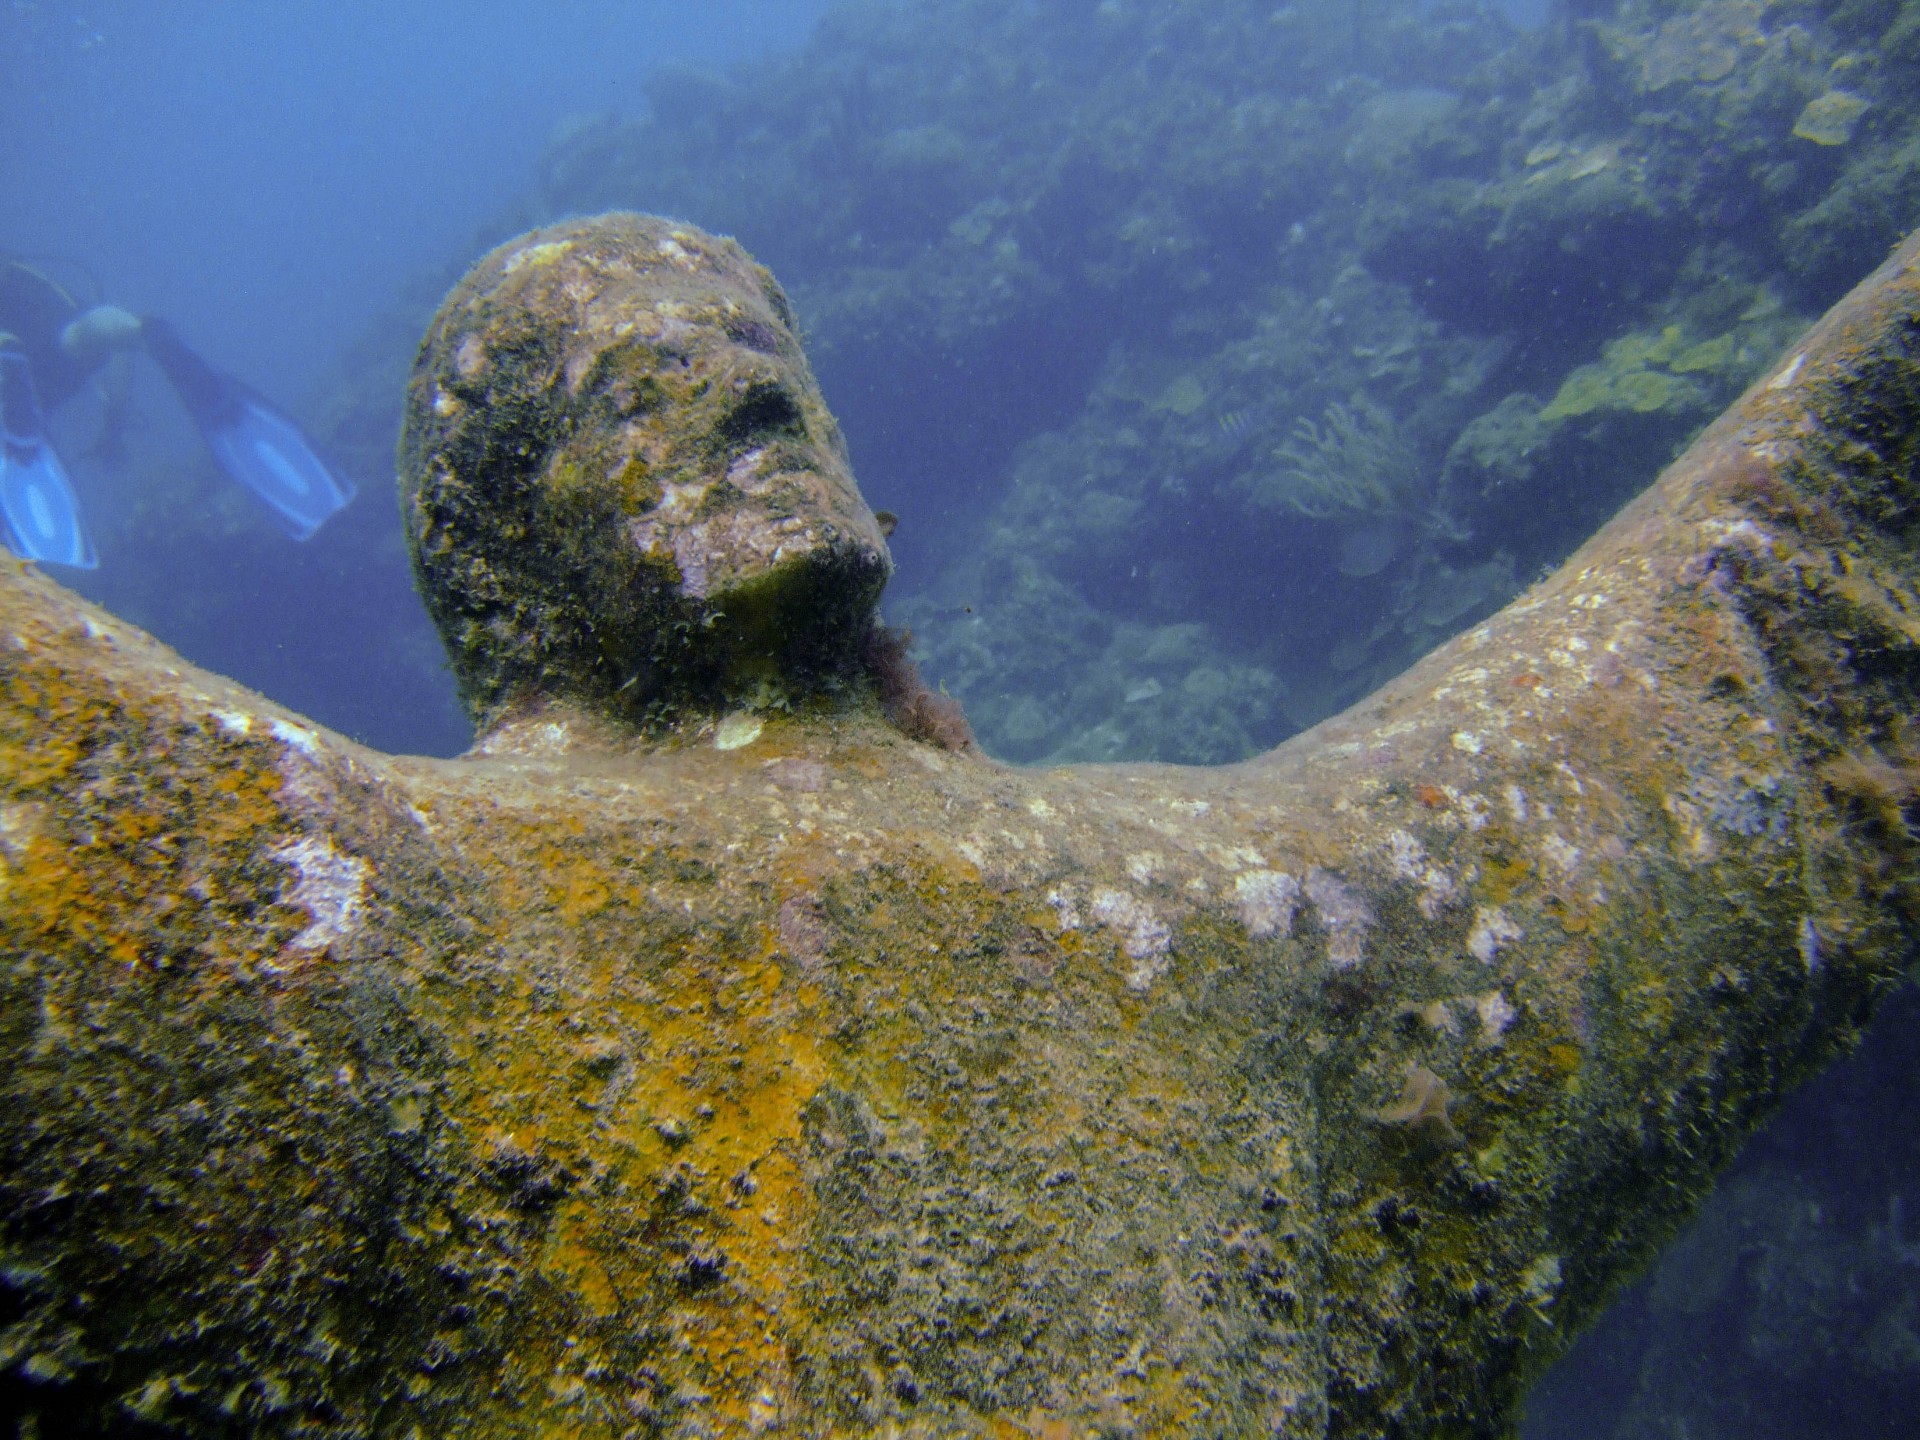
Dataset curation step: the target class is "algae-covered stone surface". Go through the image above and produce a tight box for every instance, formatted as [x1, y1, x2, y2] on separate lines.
[5, 223, 1920, 1437]
[401, 213, 892, 733]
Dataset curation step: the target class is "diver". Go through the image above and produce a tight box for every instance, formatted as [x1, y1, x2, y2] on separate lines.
[0, 257, 355, 569]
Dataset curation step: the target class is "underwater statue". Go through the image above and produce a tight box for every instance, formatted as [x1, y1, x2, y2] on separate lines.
[3, 213, 1918, 1438]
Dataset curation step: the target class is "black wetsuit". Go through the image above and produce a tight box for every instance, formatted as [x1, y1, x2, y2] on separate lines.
[0, 260, 96, 413]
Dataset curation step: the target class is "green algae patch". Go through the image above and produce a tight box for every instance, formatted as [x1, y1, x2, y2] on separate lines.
[1541, 327, 1713, 423]
[1155, 373, 1208, 415]
[1671, 333, 1737, 375]
[1794, 89, 1871, 146]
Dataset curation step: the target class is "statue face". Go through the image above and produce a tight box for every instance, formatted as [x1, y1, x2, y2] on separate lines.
[401, 214, 891, 731]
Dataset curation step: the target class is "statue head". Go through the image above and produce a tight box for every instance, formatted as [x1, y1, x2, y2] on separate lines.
[400, 213, 892, 734]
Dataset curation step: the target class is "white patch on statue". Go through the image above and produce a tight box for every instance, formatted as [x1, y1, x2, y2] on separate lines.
[273, 837, 368, 954]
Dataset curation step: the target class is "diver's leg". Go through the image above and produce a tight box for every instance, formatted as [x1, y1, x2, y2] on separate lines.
[142, 318, 356, 540]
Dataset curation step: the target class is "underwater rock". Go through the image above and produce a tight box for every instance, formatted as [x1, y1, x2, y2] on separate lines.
[7, 223, 1920, 1438]
[1332, 518, 1404, 579]
[1793, 89, 1871, 147]
[1599, 0, 1764, 92]
[401, 212, 891, 734]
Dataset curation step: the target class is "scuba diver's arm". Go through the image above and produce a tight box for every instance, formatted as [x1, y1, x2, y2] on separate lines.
[58, 303, 144, 370]
[0, 258, 143, 378]
[1, 261, 354, 558]
[58, 305, 145, 464]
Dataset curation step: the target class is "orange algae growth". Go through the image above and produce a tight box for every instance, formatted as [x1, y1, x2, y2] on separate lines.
[0, 654, 295, 974]
[433, 817, 831, 1428]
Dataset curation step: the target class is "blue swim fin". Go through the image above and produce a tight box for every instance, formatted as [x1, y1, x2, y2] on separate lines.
[144, 319, 356, 541]
[0, 347, 96, 569]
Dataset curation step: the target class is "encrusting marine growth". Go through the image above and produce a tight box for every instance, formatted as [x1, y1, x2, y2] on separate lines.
[401, 215, 894, 733]
[4, 213, 1920, 1438]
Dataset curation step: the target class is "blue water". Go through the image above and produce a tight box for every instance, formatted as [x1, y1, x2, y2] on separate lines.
[2, 1, 827, 402]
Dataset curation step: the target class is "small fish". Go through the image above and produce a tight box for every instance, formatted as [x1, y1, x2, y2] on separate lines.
[1212, 409, 1257, 454]
[874, 509, 898, 538]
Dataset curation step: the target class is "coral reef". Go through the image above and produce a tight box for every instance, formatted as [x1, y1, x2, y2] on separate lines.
[1267, 399, 1421, 520]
